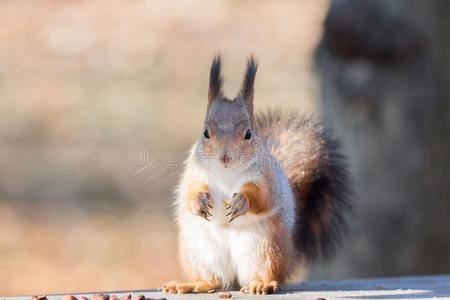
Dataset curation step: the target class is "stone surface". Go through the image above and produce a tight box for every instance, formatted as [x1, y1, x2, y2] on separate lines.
[3, 275, 450, 300]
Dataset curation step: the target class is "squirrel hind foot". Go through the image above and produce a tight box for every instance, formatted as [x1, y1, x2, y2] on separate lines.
[162, 280, 218, 294]
[240, 280, 279, 295]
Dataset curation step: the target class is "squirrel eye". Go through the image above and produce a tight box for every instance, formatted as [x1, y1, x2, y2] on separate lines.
[203, 128, 210, 139]
[244, 129, 252, 140]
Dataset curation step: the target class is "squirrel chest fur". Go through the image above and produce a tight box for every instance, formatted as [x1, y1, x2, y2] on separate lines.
[163, 55, 352, 295]
[176, 148, 296, 287]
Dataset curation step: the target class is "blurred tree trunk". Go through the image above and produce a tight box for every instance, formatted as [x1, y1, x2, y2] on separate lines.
[314, 0, 450, 278]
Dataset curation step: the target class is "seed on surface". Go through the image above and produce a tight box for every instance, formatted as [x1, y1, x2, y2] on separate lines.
[93, 294, 109, 300]
[133, 294, 145, 300]
[32, 295, 47, 300]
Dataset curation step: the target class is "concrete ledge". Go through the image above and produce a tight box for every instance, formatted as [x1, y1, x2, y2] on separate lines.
[4, 274, 450, 300]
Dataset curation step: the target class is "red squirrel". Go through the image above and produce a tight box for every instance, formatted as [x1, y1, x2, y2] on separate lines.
[163, 55, 352, 295]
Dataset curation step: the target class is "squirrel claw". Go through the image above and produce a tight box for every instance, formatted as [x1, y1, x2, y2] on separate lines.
[226, 192, 249, 222]
[198, 209, 211, 221]
[202, 209, 212, 217]
[192, 191, 213, 221]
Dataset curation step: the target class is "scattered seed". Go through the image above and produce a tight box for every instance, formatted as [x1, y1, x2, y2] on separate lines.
[93, 294, 109, 300]
[208, 289, 216, 293]
[133, 295, 145, 300]
[31, 295, 47, 300]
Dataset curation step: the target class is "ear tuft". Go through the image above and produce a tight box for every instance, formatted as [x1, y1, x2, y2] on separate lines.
[239, 55, 258, 106]
[208, 54, 223, 103]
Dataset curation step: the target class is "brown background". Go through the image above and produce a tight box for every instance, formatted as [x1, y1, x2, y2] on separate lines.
[2, 0, 450, 296]
[0, 0, 326, 295]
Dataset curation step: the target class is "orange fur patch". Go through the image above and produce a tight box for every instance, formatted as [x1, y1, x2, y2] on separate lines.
[186, 181, 209, 206]
[240, 181, 272, 214]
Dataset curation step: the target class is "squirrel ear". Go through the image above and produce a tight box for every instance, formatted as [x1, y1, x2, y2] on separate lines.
[239, 55, 258, 113]
[208, 54, 223, 104]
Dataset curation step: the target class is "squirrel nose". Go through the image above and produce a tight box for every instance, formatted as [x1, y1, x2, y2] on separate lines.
[220, 152, 232, 166]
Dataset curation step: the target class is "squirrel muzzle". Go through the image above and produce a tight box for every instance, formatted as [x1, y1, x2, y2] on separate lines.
[219, 151, 233, 168]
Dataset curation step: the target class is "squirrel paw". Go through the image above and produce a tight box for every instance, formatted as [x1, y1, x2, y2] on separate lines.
[240, 280, 279, 295]
[162, 280, 217, 294]
[226, 192, 249, 222]
[191, 191, 213, 221]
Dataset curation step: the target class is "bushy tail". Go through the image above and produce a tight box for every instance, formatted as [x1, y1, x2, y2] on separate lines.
[256, 109, 352, 263]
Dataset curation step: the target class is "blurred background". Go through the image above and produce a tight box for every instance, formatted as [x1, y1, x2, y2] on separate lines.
[0, 0, 449, 296]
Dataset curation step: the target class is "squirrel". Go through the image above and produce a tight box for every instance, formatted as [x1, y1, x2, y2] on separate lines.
[162, 55, 352, 295]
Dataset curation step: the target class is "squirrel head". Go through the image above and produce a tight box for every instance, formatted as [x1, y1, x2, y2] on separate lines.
[197, 55, 262, 169]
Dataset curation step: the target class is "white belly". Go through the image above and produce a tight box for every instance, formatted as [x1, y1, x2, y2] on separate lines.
[178, 213, 269, 286]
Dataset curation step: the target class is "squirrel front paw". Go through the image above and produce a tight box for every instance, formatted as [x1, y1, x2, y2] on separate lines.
[226, 192, 249, 222]
[191, 191, 213, 221]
